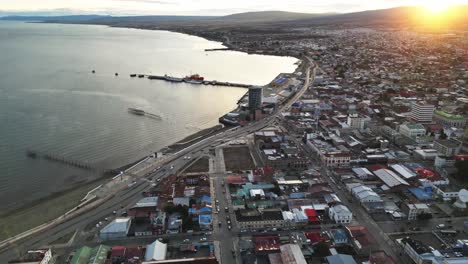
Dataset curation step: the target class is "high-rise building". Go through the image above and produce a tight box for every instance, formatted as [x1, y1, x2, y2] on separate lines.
[248, 86, 263, 117]
[410, 101, 434, 123]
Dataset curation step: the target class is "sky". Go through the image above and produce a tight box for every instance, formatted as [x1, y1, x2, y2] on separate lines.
[0, 0, 467, 16]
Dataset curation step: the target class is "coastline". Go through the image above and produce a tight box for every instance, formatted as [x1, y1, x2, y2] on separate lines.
[0, 21, 301, 241]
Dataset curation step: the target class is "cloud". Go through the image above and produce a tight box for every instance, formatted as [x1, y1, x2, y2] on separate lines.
[112, 0, 175, 4]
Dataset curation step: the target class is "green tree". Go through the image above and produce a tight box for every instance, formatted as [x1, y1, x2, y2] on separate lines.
[315, 242, 330, 257]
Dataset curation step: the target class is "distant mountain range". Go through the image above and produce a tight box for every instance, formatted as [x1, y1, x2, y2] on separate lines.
[1, 6, 467, 30]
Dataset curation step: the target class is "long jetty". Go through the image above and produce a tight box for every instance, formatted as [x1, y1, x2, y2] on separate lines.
[131, 74, 252, 88]
[26, 150, 95, 171]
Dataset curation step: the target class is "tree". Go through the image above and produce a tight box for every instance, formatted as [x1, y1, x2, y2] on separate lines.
[417, 212, 433, 221]
[439, 129, 448, 140]
[455, 160, 468, 182]
[315, 242, 330, 257]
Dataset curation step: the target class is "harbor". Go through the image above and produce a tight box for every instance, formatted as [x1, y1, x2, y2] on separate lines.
[130, 73, 253, 88]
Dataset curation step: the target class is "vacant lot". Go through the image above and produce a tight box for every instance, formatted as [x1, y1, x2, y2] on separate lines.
[185, 157, 210, 173]
[223, 147, 255, 171]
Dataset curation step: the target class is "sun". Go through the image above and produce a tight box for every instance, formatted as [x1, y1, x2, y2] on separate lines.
[422, 1, 451, 13]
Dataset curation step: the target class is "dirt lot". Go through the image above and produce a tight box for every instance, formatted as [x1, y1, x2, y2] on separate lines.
[223, 147, 255, 171]
[185, 157, 210, 173]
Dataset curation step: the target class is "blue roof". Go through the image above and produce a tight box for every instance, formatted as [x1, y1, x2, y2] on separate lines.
[188, 208, 197, 215]
[201, 195, 211, 204]
[331, 229, 348, 241]
[199, 207, 212, 213]
[409, 188, 432, 201]
[199, 214, 212, 225]
[326, 254, 357, 264]
[290, 192, 306, 199]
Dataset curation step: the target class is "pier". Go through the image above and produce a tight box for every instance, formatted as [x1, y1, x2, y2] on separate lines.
[26, 150, 95, 171]
[130, 74, 252, 88]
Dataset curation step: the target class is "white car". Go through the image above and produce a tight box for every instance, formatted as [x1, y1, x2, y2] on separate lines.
[170, 165, 174, 170]
[200, 237, 207, 241]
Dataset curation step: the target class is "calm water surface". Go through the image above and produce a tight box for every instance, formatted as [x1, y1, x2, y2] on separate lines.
[0, 21, 297, 210]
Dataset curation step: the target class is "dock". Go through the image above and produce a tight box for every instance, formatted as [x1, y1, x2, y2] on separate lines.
[204, 48, 231, 52]
[130, 74, 252, 88]
[26, 149, 95, 171]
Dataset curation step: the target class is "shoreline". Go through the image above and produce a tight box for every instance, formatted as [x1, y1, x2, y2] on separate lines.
[0, 21, 302, 241]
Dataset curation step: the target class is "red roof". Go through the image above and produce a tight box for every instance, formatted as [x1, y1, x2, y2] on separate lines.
[304, 232, 325, 243]
[346, 225, 375, 247]
[415, 168, 442, 181]
[227, 175, 248, 184]
[304, 209, 320, 223]
[369, 251, 396, 264]
[111, 246, 126, 257]
[254, 235, 280, 252]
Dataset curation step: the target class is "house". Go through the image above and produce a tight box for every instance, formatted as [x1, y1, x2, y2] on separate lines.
[345, 225, 377, 253]
[99, 218, 131, 240]
[279, 244, 307, 264]
[330, 229, 348, 245]
[402, 203, 431, 221]
[199, 214, 213, 230]
[326, 254, 357, 264]
[328, 204, 352, 224]
[145, 240, 167, 261]
[399, 122, 426, 139]
[434, 139, 461, 157]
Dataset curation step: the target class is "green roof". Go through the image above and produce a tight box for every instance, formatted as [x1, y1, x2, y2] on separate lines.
[434, 110, 465, 120]
[402, 122, 425, 130]
[71, 246, 92, 264]
[232, 199, 245, 206]
[246, 200, 274, 208]
[89, 245, 111, 264]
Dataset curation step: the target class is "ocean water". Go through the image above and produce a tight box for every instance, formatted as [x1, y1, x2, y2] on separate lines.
[0, 21, 297, 211]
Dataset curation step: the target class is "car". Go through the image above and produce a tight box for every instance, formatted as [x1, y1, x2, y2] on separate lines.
[227, 220, 231, 224]
[157, 178, 161, 182]
[170, 165, 174, 170]
[216, 200, 219, 203]
[226, 216, 229, 220]
[188, 156, 191, 159]
[112, 210, 117, 214]
[183, 239, 190, 242]
[228, 225, 232, 230]
[217, 208, 220, 212]
[200, 237, 207, 241]
[224, 207, 228, 212]
[104, 217, 109, 221]
[218, 222, 222, 227]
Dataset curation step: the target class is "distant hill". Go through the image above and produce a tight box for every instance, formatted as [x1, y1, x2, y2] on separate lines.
[0, 15, 108, 22]
[218, 11, 330, 23]
[3, 6, 467, 30]
[279, 6, 468, 29]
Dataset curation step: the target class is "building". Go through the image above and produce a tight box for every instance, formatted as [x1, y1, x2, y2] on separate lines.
[399, 122, 426, 139]
[326, 254, 357, 264]
[279, 244, 307, 264]
[434, 139, 461, 157]
[249, 86, 263, 119]
[433, 110, 466, 128]
[8, 249, 52, 264]
[236, 209, 286, 230]
[402, 203, 431, 220]
[328, 204, 352, 224]
[99, 217, 131, 240]
[372, 168, 409, 189]
[347, 113, 370, 131]
[410, 101, 434, 123]
[71, 245, 111, 264]
[145, 240, 167, 261]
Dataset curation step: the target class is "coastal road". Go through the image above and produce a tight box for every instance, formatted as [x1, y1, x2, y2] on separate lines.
[0, 57, 315, 263]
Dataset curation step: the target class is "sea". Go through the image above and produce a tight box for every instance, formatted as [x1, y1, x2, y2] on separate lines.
[0, 21, 297, 211]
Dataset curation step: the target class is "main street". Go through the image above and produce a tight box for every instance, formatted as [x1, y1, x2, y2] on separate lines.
[0, 58, 315, 263]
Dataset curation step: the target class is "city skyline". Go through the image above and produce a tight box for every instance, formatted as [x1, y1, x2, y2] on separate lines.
[0, 0, 466, 16]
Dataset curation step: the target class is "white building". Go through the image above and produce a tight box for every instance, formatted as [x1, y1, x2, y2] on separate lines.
[399, 122, 426, 139]
[403, 203, 431, 220]
[434, 139, 461, 157]
[100, 217, 131, 240]
[145, 240, 167, 261]
[328, 204, 353, 224]
[347, 113, 370, 131]
[410, 101, 434, 123]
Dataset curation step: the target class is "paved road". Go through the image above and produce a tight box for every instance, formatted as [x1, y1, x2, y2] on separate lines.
[0, 57, 315, 263]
